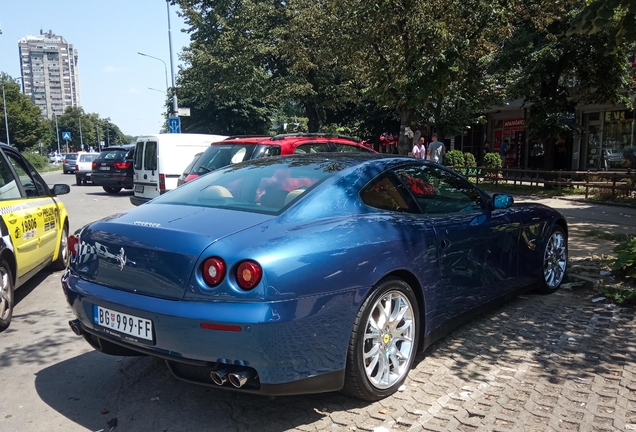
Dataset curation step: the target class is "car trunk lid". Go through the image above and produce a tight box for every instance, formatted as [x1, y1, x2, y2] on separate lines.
[74, 205, 273, 300]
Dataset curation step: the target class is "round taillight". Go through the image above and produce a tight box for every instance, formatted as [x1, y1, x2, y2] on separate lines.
[202, 257, 226, 286]
[236, 261, 262, 290]
[68, 235, 79, 258]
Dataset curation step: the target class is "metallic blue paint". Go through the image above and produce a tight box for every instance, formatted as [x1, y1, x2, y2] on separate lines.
[62, 154, 568, 395]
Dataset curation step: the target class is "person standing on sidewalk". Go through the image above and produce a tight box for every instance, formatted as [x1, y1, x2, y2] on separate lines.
[427, 133, 446, 164]
[412, 137, 426, 159]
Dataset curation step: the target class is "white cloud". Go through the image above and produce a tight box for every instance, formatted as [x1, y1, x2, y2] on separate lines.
[104, 65, 126, 73]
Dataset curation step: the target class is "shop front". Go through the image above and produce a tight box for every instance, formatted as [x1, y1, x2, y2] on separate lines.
[581, 109, 635, 171]
[493, 118, 525, 168]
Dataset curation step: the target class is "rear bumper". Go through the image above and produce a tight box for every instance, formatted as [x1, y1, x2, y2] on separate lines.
[62, 269, 356, 394]
[91, 173, 133, 189]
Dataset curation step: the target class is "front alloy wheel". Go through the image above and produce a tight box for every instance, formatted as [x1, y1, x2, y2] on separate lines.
[344, 277, 419, 400]
[539, 226, 567, 293]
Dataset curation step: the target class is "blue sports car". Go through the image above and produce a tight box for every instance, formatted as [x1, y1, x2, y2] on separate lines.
[63, 154, 568, 401]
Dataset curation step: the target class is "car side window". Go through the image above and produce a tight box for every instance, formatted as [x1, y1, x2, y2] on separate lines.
[0, 153, 22, 200]
[134, 143, 144, 169]
[4, 151, 48, 198]
[144, 142, 157, 171]
[257, 146, 281, 158]
[360, 173, 418, 213]
[393, 165, 484, 214]
[126, 148, 135, 160]
[294, 143, 330, 154]
[335, 143, 373, 153]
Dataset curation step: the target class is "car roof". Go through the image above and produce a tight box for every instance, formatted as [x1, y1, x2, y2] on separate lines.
[101, 145, 135, 151]
[214, 133, 369, 148]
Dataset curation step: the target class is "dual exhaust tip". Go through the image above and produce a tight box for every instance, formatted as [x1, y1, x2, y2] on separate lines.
[210, 368, 256, 388]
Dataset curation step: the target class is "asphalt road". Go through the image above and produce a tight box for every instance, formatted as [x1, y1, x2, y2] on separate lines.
[1, 172, 635, 432]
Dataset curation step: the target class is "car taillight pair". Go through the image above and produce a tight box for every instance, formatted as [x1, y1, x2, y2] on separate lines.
[202, 257, 262, 290]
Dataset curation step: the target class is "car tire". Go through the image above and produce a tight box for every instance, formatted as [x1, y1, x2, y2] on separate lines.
[342, 277, 419, 401]
[103, 187, 122, 195]
[0, 260, 15, 332]
[49, 225, 69, 271]
[537, 225, 568, 294]
[76, 176, 82, 186]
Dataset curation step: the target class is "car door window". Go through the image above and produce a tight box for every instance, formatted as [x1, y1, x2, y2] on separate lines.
[360, 173, 418, 213]
[134, 143, 144, 170]
[394, 165, 484, 214]
[144, 142, 158, 171]
[4, 151, 48, 197]
[334, 143, 373, 153]
[0, 154, 22, 200]
[294, 143, 330, 154]
[255, 146, 281, 158]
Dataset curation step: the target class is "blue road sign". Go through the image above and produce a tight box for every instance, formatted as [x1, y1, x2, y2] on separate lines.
[168, 117, 181, 134]
[62, 131, 71, 140]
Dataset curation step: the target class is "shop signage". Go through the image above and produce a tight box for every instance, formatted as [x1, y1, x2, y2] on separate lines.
[503, 118, 524, 128]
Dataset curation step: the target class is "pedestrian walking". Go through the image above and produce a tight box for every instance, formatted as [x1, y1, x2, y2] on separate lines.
[412, 137, 426, 159]
[427, 133, 446, 164]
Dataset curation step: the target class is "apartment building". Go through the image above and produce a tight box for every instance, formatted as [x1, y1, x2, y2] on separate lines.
[18, 30, 81, 118]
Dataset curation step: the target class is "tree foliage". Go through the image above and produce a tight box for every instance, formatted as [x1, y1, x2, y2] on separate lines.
[0, 74, 48, 152]
[568, 0, 636, 52]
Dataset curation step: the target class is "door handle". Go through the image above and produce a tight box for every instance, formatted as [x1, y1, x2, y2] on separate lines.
[6, 214, 17, 224]
[441, 239, 451, 249]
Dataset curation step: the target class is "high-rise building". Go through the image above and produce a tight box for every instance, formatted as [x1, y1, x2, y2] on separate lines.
[18, 30, 81, 119]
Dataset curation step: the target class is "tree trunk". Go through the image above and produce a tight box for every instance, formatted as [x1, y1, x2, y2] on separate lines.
[305, 101, 321, 133]
[398, 107, 413, 155]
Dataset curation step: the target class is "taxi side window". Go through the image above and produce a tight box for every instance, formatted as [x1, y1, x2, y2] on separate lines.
[4, 152, 48, 198]
[0, 154, 22, 200]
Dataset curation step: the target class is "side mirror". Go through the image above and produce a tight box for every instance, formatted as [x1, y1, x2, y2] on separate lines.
[492, 194, 514, 210]
[51, 184, 71, 196]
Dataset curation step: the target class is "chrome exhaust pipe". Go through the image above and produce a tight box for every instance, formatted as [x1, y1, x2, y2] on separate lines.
[228, 369, 256, 388]
[210, 369, 229, 386]
[68, 320, 83, 336]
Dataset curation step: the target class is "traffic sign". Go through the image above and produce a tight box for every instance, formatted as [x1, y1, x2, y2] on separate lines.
[62, 131, 71, 140]
[168, 117, 181, 134]
[177, 107, 191, 117]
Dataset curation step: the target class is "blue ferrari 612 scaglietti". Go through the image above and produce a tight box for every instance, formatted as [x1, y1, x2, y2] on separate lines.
[63, 154, 567, 401]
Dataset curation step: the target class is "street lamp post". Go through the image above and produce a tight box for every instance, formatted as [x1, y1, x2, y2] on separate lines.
[54, 112, 61, 157]
[79, 115, 84, 151]
[166, 0, 178, 118]
[137, 52, 169, 93]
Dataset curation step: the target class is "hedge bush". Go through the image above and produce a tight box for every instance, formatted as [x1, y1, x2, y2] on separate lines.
[444, 150, 465, 167]
[464, 152, 477, 168]
[22, 152, 49, 170]
[483, 153, 502, 169]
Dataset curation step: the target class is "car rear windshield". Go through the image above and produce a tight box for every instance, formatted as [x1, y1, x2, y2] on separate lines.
[65, 154, 78, 160]
[97, 149, 129, 160]
[192, 144, 258, 175]
[79, 154, 98, 162]
[155, 157, 347, 215]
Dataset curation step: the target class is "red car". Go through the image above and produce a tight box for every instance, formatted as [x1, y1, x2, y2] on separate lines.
[179, 133, 377, 185]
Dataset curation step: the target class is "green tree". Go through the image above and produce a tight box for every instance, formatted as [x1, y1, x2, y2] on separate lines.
[568, 0, 636, 52]
[334, 0, 516, 154]
[492, 0, 633, 166]
[0, 73, 48, 152]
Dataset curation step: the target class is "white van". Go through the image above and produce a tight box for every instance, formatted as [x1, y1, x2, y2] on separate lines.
[130, 133, 228, 206]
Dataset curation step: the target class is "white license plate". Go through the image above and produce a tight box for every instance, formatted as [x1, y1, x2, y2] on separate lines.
[135, 185, 144, 193]
[93, 305, 153, 341]
[99, 166, 110, 170]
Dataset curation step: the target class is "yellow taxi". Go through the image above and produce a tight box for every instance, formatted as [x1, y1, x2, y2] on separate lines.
[0, 144, 70, 331]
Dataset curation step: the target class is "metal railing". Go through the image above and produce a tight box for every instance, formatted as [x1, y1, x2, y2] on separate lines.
[451, 167, 636, 198]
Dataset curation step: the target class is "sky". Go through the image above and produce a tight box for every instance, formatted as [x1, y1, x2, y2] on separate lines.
[0, 0, 192, 137]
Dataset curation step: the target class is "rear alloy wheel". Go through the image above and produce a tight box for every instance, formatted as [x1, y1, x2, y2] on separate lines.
[50, 225, 69, 271]
[538, 226, 568, 294]
[0, 260, 15, 332]
[103, 186, 121, 195]
[343, 277, 419, 401]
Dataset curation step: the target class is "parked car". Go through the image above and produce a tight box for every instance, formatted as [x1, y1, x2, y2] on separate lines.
[74, 153, 99, 185]
[179, 133, 377, 185]
[91, 145, 135, 194]
[131, 133, 228, 206]
[63, 154, 567, 400]
[63, 153, 78, 174]
[177, 152, 203, 187]
[0, 142, 71, 332]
